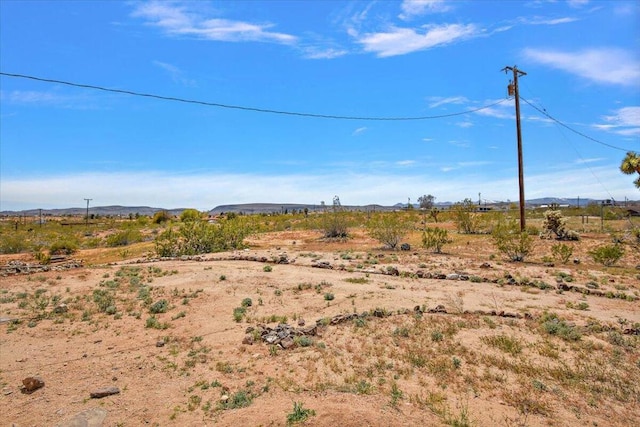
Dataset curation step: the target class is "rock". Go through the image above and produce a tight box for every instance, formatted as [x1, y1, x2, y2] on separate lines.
[21, 376, 44, 393]
[480, 262, 491, 268]
[220, 395, 229, 403]
[53, 303, 68, 314]
[429, 305, 447, 314]
[279, 336, 295, 349]
[386, 267, 399, 276]
[242, 334, 255, 345]
[446, 274, 460, 280]
[90, 386, 120, 399]
[155, 340, 165, 347]
[297, 318, 305, 327]
[400, 243, 411, 251]
[57, 407, 108, 427]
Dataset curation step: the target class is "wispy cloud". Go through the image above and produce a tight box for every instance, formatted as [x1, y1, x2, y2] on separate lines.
[0, 90, 98, 109]
[352, 126, 368, 136]
[356, 23, 479, 57]
[302, 46, 348, 60]
[153, 60, 196, 86]
[593, 106, 640, 136]
[427, 96, 469, 108]
[456, 121, 473, 128]
[523, 47, 640, 86]
[520, 16, 579, 25]
[131, 1, 296, 44]
[399, 0, 452, 19]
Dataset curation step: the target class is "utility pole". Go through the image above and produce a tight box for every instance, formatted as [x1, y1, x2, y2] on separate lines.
[503, 65, 527, 231]
[84, 198, 92, 227]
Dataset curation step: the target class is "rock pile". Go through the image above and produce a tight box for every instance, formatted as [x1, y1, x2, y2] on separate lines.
[1, 259, 83, 276]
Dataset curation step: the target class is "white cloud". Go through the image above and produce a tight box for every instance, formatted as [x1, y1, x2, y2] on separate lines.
[567, 0, 589, 7]
[456, 121, 473, 128]
[427, 96, 469, 108]
[303, 47, 348, 60]
[152, 60, 196, 86]
[594, 106, 640, 136]
[0, 90, 99, 109]
[357, 23, 478, 57]
[399, 0, 451, 19]
[523, 48, 640, 86]
[521, 16, 579, 25]
[575, 158, 604, 164]
[1, 165, 636, 212]
[132, 1, 296, 44]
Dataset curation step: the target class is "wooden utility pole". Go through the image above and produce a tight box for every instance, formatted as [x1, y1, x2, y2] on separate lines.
[503, 66, 527, 231]
[84, 198, 92, 227]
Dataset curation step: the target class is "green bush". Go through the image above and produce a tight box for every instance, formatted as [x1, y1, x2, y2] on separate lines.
[149, 299, 169, 314]
[366, 212, 412, 249]
[180, 209, 202, 222]
[551, 243, 573, 264]
[451, 198, 485, 234]
[589, 244, 624, 266]
[50, 238, 78, 255]
[154, 217, 251, 257]
[152, 210, 172, 224]
[0, 232, 30, 254]
[106, 229, 142, 247]
[421, 226, 452, 253]
[491, 219, 533, 262]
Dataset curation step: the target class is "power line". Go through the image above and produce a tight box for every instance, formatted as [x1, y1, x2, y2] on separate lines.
[520, 96, 634, 152]
[1, 71, 507, 121]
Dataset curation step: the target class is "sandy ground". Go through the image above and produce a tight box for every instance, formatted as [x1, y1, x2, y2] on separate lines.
[1, 230, 639, 426]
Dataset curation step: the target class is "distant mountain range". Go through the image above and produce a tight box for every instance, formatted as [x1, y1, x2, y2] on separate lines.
[1, 197, 636, 217]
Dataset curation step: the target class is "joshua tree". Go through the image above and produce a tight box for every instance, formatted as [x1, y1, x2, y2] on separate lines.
[620, 151, 640, 189]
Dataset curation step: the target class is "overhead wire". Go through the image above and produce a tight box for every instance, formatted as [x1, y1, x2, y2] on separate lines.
[519, 95, 635, 153]
[0, 71, 508, 121]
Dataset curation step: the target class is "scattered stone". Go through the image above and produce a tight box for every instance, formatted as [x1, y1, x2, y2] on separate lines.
[21, 376, 44, 393]
[279, 336, 295, 349]
[0, 317, 18, 325]
[155, 340, 165, 348]
[242, 334, 255, 345]
[446, 273, 460, 280]
[429, 305, 447, 314]
[220, 395, 229, 403]
[3, 387, 13, 396]
[400, 243, 411, 251]
[57, 407, 108, 427]
[574, 259, 582, 265]
[90, 386, 120, 399]
[385, 266, 399, 276]
[312, 261, 332, 269]
[297, 318, 305, 327]
[52, 303, 68, 314]
[480, 262, 491, 269]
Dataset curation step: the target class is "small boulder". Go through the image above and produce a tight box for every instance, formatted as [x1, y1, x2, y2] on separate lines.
[90, 386, 120, 399]
[21, 376, 44, 393]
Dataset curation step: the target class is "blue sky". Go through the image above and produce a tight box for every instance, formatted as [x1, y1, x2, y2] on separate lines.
[1, 0, 638, 211]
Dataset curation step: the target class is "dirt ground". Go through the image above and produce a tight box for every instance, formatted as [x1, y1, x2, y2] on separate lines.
[1, 229, 639, 426]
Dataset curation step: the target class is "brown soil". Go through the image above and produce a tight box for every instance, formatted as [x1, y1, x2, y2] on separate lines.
[1, 229, 639, 426]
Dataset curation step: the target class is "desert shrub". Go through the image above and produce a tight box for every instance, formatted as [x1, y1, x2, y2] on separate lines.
[0, 232, 30, 254]
[451, 198, 485, 234]
[180, 209, 202, 222]
[106, 229, 142, 247]
[320, 209, 349, 238]
[551, 243, 573, 264]
[49, 238, 78, 255]
[149, 299, 169, 314]
[421, 226, 452, 253]
[154, 216, 251, 257]
[589, 244, 624, 266]
[93, 289, 115, 313]
[287, 402, 315, 425]
[152, 210, 172, 224]
[542, 210, 579, 240]
[491, 219, 533, 262]
[540, 313, 581, 341]
[366, 212, 412, 249]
